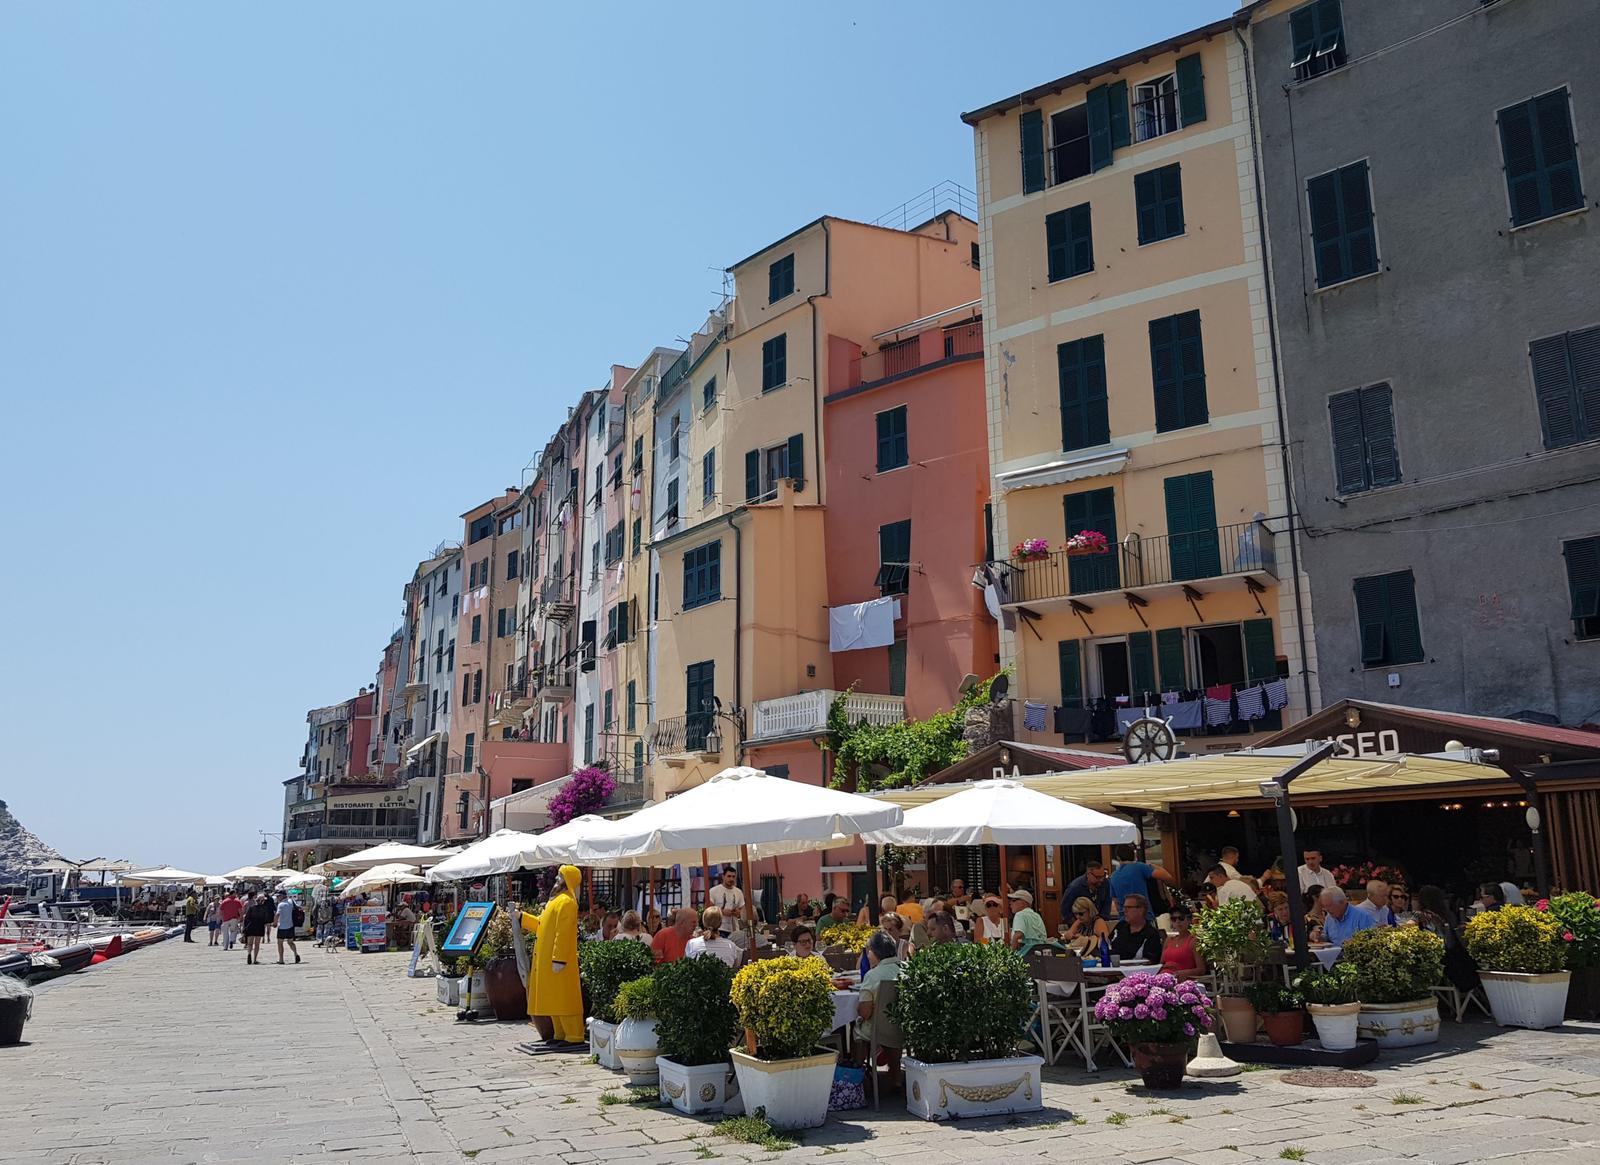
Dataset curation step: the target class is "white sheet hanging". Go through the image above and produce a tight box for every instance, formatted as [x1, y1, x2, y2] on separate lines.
[828, 596, 900, 652]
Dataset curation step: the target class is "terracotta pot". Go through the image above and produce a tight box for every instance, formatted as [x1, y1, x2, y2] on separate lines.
[1131, 1042, 1188, 1090]
[1218, 995, 1258, 1043]
[483, 956, 527, 1022]
[1261, 1009, 1306, 1047]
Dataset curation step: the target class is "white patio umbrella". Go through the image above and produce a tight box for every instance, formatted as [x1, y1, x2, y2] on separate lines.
[522, 814, 623, 865]
[120, 867, 207, 886]
[279, 872, 326, 890]
[311, 842, 457, 875]
[339, 863, 426, 898]
[427, 829, 543, 882]
[222, 865, 291, 881]
[204, 875, 230, 886]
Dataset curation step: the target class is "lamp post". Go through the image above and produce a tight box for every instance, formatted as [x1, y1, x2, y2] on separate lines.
[1260, 740, 1340, 971]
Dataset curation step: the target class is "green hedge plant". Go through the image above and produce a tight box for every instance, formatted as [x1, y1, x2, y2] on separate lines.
[891, 942, 1034, 1063]
[1541, 893, 1600, 969]
[580, 939, 656, 1025]
[654, 953, 739, 1067]
[1341, 926, 1444, 1003]
[1242, 981, 1302, 1014]
[1292, 963, 1359, 1005]
[1464, 905, 1568, 974]
[615, 974, 657, 1021]
[730, 956, 835, 1061]
[1193, 898, 1272, 994]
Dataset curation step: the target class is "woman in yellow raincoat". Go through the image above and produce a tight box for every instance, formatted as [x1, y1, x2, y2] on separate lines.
[521, 865, 583, 1044]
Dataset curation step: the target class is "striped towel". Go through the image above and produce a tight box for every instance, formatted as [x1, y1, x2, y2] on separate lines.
[1205, 697, 1233, 727]
[1022, 700, 1048, 732]
[1236, 685, 1267, 721]
[1264, 677, 1289, 711]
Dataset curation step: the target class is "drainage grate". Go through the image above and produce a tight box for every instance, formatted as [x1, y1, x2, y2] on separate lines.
[1280, 1069, 1378, 1089]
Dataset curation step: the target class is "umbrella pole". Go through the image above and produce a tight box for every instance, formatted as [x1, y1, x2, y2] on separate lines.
[647, 868, 655, 920]
[739, 845, 756, 930]
[701, 848, 710, 908]
[1000, 844, 1012, 944]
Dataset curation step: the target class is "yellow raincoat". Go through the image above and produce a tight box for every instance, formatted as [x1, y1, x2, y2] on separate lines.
[521, 865, 583, 1042]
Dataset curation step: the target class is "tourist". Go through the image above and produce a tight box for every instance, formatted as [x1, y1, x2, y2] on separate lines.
[818, 896, 852, 936]
[917, 910, 958, 952]
[182, 889, 200, 943]
[584, 901, 606, 935]
[644, 905, 663, 934]
[1390, 886, 1417, 926]
[1354, 880, 1397, 927]
[973, 895, 1007, 945]
[1266, 892, 1295, 944]
[600, 911, 620, 941]
[203, 896, 222, 947]
[1318, 887, 1377, 944]
[390, 899, 417, 949]
[896, 891, 925, 926]
[685, 907, 742, 967]
[947, 878, 970, 908]
[1207, 864, 1257, 906]
[652, 907, 697, 964]
[1160, 904, 1207, 981]
[242, 892, 273, 965]
[1477, 883, 1508, 913]
[1006, 888, 1048, 951]
[1061, 896, 1112, 957]
[274, 891, 301, 965]
[708, 868, 745, 936]
[1109, 845, 1176, 915]
[616, 910, 650, 945]
[1061, 861, 1113, 921]
[218, 889, 243, 951]
[879, 912, 910, 958]
[787, 892, 814, 920]
[1416, 884, 1478, 993]
[1297, 849, 1337, 892]
[1109, 894, 1165, 963]
[858, 893, 897, 927]
[790, 925, 826, 961]
[1303, 885, 1328, 933]
[316, 896, 335, 942]
[854, 930, 903, 1082]
[1219, 846, 1243, 879]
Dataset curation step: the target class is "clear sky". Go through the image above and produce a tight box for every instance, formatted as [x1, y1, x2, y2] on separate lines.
[0, 1, 1235, 874]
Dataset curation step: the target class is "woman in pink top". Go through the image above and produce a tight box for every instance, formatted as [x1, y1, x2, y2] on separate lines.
[1159, 903, 1208, 982]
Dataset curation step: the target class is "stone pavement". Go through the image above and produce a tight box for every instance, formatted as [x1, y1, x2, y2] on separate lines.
[5, 939, 1600, 1164]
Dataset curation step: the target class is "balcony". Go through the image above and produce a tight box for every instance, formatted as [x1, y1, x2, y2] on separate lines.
[751, 690, 905, 743]
[651, 713, 715, 759]
[535, 659, 577, 700]
[498, 670, 535, 714]
[1006, 521, 1279, 609]
[539, 575, 576, 623]
[1132, 87, 1178, 143]
[283, 817, 419, 845]
[845, 316, 982, 392]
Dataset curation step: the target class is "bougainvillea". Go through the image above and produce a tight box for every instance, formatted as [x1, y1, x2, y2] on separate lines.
[546, 765, 616, 827]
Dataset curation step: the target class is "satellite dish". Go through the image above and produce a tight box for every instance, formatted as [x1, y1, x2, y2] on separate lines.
[1122, 717, 1178, 764]
[989, 674, 1010, 704]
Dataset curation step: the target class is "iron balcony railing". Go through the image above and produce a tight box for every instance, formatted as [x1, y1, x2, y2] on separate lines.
[847, 319, 983, 389]
[284, 819, 419, 844]
[540, 575, 573, 606]
[1133, 88, 1179, 143]
[1008, 520, 1278, 604]
[651, 713, 715, 757]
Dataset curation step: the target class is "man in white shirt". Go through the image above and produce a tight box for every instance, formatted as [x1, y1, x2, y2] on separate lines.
[1296, 850, 1337, 892]
[1352, 879, 1396, 927]
[1207, 866, 1256, 907]
[1219, 846, 1243, 880]
[708, 868, 745, 936]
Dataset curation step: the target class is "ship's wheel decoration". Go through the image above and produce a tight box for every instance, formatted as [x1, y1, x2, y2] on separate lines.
[1121, 717, 1178, 764]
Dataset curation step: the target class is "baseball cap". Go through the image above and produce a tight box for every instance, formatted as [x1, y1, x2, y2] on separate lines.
[1007, 889, 1033, 906]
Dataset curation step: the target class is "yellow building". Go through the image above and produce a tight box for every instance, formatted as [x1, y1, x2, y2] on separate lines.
[965, 15, 1317, 752]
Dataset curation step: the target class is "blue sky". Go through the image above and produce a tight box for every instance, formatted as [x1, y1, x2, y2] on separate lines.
[0, 2, 1235, 874]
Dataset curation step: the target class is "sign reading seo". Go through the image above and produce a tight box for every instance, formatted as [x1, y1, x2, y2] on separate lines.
[1332, 730, 1403, 759]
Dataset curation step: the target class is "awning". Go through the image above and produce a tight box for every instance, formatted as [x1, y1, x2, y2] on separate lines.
[995, 448, 1129, 493]
[405, 733, 442, 760]
[488, 774, 573, 833]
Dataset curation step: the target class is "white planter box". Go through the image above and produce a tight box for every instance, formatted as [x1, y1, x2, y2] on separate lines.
[1479, 971, 1570, 1030]
[902, 1055, 1044, 1122]
[589, 1018, 620, 1070]
[1307, 1002, 1360, 1051]
[1357, 999, 1440, 1048]
[657, 1056, 735, 1116]
[730, 1048, 836, 1130]
[435, 975, 460, 1007]
[615, 1016, 660, 1084]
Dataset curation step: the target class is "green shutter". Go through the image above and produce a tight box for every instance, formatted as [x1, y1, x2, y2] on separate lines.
[786, 433, 804, 488]
[1564, 537, 1600, 620]
[1160, 164, 1185, 238]
[1328, 389, 1367, 493]
[1106, 80, 1130, 150]
[1058, 639, 1082, 704]
[1360, 383, 1400, 486]
[626, 680, 637, 731]
[1156, 628, 1187, 691]
[1385, 571, 1424, 664]
[1176, 54, 1206, 126]
[1135, 169, 1160, 245]
[745, 449, 761, 501]
[1290, 4, 1317, 67]
[1164, 471, 1220, 582]
[1063, 487, 1118, 593]
[1086, 84, 1113, 172]
[1045, 209, 1069, 281]
[1353, 575, 1389, 666]
[1069, 202, 1093, 275]
[1243, 618, 1277, 682]
[1128, 630, 1156, 697]
[1020, 108, 1046, 194]
[1058, 335, 1108, 451]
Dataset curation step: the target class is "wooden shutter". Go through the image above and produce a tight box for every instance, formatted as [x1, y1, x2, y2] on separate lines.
[1176, 53, 1205, 126]
[876, 410, 892, 470]
[1156, 627, 1188, 691]
[1530, 334, 1579, 448]
[1164, 472, 1220, 581]
[1020, 108, 1046, 194]
[1307, 171, 1344, 285]
[1535, 90, 1583, 216]
[786, 433, 804, 488]
[1058, 639, 1082, 704]
[1058, 335, 1108, 451]
[1564, 538, 1600, 620]
[1086, 84, 1113, 172]
[1159, 164, 1184, 238]
[1068, 202, 1093, 275]
[1106, 80, 1130, 150]
[1359, 383, 1401, 486]
[1289, 4, 1317, 68]
[1128, 630, 1156, 697]
[1176, 310, 1208, 429]
[1498, 100, 1544, 226]
[1340, 162, 1377, 277]
[1135, 169, 1161, 245]
[1385, 571, 1423, 664]
[1242, 619, 1277, 682]
[1353, 575, 1388, 665]
[1328, 389, 1368, 493]
[1045, 209, 1069, 281]
[745, 449, 761, 501]
[1064, 487, 1118, 593]
[1150, 314, 1180, 432]
[1570, 325, 1600, 444]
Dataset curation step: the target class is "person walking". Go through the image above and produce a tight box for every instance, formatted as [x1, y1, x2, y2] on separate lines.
[274, 891, 302, 964]
[182, 889, 201, 943]
[218, 889, 243, 951]
[242, 892, 274, 965]
[204, 896, 222, 946]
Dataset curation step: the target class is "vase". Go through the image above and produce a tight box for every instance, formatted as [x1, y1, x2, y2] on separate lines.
[1479, 971, 1570, 1030]
[1357, 999, 1439, 1047]
[901, 1055, 1044, 1121]
[1306, 1002, 1360, 1050]
[483, 956, 527, 1022]
[729, 1048, 837, 1130]
[1131, 1043, 1188, 1090]
[1261, 1010, 1306, 1047]
[1218, 995, 1258, 1043]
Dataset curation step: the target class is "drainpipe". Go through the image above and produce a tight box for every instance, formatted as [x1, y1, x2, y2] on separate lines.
[1235, 23, 1315, 717]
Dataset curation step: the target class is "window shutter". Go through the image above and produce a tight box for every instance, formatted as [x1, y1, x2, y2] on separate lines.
[1359, 383, 1401, 486]
[1128, 630, 1156, 697]
[1064, 486, 1119, 593]
[1290, 5, 1317, 68]
[1497, 100, 1543, 226]
[1135, 169, 1160, 245]
[1564, 538, 1600, 620]
[1058, 335, 1108, 451]
[1160, 164, 1185, 238]
[1106, 80, 1130, 150]
[1156, 627, 1187, 691]
[1150, 314, 1180, 432]
[1328, 389, 1368, 493]
[1019, 109, 1046, 194]
[876, 410, 892, 469]
[1176, 54, 1206, 126]
[1385, 571, 1423, 664]
[1164, 472, 1219, 581]
[1353, 575, 1388, 665]
[1340, 162, 1377, 278]
[786, 433, 804, 488]
[1045, 209, 1069, 282]
[1535, 90, 1583, 216]
[1307, 171, 1344, 285]
[745, 449, 761, 501]
[1175, 310, 1208, 429]
[1243, 618, 1277, 682]
[1571, 325, 1600, 443]
[1530, 334, 1579, 448]
[1058, 639, 1082, 704]
[1086, 84, 1113, 172]
[1069, 203, 1093, 275]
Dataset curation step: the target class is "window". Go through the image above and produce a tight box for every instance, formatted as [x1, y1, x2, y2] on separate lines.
[602, 689, 614, 733]
[744, 435, 804, 502]
[1164, 471, 1221, 581]
[1353, 570, 1424, 666]
[1049, 104, 1090, 185]
[469, 515, 493, 543]
[632, 435, 643, 474]
[888, 639, 907, 697]
[1046, 203, 1093, 281]
[497, 510, 522, 535]
[1499, 89, 1584, 227]
[703, 375, 717, 413]
[1135, 164, 1185, 244]
[462, 673, 471, 705]
[702, 449, 716, 505]
[506, 549, 520, 580]
[631, 517, 642, 556]
[626, 680, 637, 731]
[604, 521, 625, 565]
[472, 670, 482, 705]
[1063, 487, 1119, 593]
[876, 406, 908, 471]
[1132, 74, 1178, 143]
[971, 241, 981, 269]
[685, 661, 715, 751]
[683, 541, 722, 610]
[605, 602, 631, 646]
[769, 253, 795, 303]
[876, 520, 911, 595]
[632, 740, 644, 781]
[1290, 0, 1346, 80]
[583, 705, 595, 765]
[669, 414, 681, 462]
[1329, 383, 1401, 493]
[1563, 537, 1600, 640]
[1058, 335, 1109, 451]
[450, 594, 459, 619]
[1086, 79, 1130, 173]
[762, 334, 787, 392]
[463, 733, 475, 774]
[1307, 161, 1378, 287]
[1529, 326, 1600, 448]
[1150, 310, 1208, 432]
[496, 607, 511, 638]
[664, 479, 679, 526]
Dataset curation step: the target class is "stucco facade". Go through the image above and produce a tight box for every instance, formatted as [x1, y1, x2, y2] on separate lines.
[1249, 0, 1600, 722]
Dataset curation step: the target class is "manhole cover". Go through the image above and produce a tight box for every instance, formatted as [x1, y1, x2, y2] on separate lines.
[1280, 1069, 1378, 1089]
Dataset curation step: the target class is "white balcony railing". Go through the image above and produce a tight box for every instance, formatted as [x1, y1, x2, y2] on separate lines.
[750, 690, 904, 742]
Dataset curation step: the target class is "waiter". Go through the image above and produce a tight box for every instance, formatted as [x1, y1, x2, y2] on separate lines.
[708, 867, 745, 934]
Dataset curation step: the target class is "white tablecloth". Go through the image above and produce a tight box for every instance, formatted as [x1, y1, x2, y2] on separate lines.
[1311, 945, 1341, 969]
[831, 989, 861, 1032]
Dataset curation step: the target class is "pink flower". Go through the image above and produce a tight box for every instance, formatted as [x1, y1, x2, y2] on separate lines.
[1536, 899, 1550, 911]
[1564, 932, 1575, 941]
[1134, 1004, 1150, 1019]
[1119, 1006, 1133, 1019]
[1151, 1008, 1167, 1021]
[1192, 1005, 1206, 1017]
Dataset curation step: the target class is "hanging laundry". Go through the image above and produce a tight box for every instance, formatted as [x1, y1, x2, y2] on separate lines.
[1235, 685, 1267, 721]
[1114, 695, 1131, 706]
[1167, 700, 1205, 732]
[1116, 705, 1155, 735]
[1264, 677, 1289, 711]
[1022, 701, 1048, 732]
[827, 596, 898, 652]
[1054, 706, 1092, 740]
[1161, 691, 1180, 705]
[1205, 697, 1233, 727]
[1205, 683, 1233, 703]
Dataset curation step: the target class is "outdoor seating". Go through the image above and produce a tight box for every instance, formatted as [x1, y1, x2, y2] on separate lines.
[1432, 981, 1491, 1023]
[1025, 946, 1127, 1072]
[866, 979, 905, 1110]
[823, 948, 859, 973]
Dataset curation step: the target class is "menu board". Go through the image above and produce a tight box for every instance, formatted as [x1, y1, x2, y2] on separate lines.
[358, 906, 388, 952]
[442, 901, 496, 957]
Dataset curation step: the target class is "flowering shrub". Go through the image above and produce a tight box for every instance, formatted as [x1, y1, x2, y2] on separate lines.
[1464, 905, 1568, 974]
[893, 941, 1035, 1063]
[1064, 529, 1109, 554]
[730, 956, 835, 1060]
[1013, 537, 1052, 560]
[1540, 892, 1600, 969]
[1093, 971, 1215, 1044]
[817, 922, 876, 954]
[1327, 862, 1406, 895]
[1342, 926, 1444, 1003]
[547, 766, 616, 827]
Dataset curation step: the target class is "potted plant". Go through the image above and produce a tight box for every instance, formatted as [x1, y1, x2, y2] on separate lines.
[1091, 971, 1216, 1089]
[655, 952, 741, 1115]
[1464, 904, 1570, 1029]
[1343, 926, 1444, 1047]
[1244, 982, 1305, 1047]
[0, 975, 33, 1046]
[817, 922, 875, 956]
[728, 955, 837, 1130]
[613, 974, 661, 1084]
[1013, 537, 1052, 562]
[578, 939, 655, 1069]
[892, 942, 1042, 1120]
[1063, 529, 1109, 556]
[1293, 963, 1361, 1050]
[474, 911, 526, 1022]
[1541, 892, 1600, 1020]
[1193, 898, 1272, 1042]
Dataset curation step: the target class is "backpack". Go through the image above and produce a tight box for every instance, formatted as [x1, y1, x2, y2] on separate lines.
[292, 905, 305, 928]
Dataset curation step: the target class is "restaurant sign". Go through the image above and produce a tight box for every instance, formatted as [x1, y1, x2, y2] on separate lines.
[1331, 730, 1403, 759]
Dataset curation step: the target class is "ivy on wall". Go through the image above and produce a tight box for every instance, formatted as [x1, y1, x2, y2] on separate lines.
[821, 673, 1006, 792]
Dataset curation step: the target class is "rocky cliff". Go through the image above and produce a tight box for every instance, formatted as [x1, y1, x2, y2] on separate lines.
[0, 800, 61, 882]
